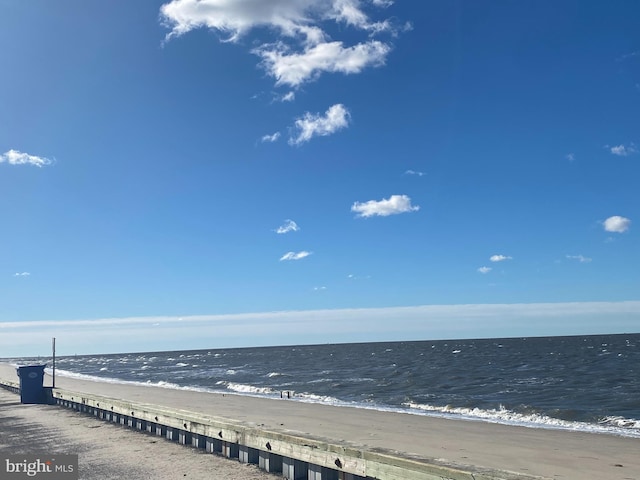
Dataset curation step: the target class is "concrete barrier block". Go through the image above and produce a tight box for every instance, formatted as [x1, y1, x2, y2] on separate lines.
[191, 434, 206, 449]
[308, 465, 340, 480]
[222, 441, 239, 459]
[284, 457, 308, 480]
[239, 445, 259, 464]
[338, 473, 363, 480]
[259, 451, 283, 474]
[178, 430, 191, 445]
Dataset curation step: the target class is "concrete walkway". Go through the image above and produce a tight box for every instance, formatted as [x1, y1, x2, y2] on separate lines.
[0, 387, 276, 480]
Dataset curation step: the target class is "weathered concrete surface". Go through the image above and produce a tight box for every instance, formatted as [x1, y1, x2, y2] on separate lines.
[0, 388, 274, 480]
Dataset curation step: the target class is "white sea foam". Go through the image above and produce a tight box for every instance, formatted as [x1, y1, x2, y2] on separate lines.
[402, 402, 640, 438]
[600, 416, 640, 429]
[226, 383, 275, 395]
[48, 368, 219, 394]
[295, 392, 344, 405]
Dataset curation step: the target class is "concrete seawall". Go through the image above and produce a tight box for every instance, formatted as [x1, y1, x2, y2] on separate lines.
[0, 378, 538, 480]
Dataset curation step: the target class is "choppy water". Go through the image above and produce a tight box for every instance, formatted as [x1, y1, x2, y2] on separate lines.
[8, 334, 640, 437]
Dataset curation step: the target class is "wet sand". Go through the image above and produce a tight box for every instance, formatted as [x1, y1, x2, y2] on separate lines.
[1, 363, 639, 479]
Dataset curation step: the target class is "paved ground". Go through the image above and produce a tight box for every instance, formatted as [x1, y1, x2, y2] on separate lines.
[0, 388, 275, 480]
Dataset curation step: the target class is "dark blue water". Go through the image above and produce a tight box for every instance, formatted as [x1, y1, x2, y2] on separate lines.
[9, 334, 640, 437]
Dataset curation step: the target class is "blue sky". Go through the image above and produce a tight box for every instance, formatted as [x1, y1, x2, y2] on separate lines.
[1, 0, 639, 356]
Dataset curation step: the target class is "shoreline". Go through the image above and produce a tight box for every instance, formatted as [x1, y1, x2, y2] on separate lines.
[10, 362, 640, 440]
[2, 363, 640, 479]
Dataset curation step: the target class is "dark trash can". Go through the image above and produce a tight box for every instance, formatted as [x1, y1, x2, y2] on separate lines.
[16, 364, 47, 404]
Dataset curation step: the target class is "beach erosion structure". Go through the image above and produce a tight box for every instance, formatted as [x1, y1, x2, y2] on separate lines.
[0, 375, 540, 480]
[2, 366, 640, 480]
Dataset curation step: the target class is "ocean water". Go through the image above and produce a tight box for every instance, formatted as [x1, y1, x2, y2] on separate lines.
[8, 333, 640, 438]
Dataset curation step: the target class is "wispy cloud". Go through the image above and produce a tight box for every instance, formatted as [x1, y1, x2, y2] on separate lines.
[477, 266, 492, 274]
[275, 219, 299, 234]
[404, 169, 425, 176]
[490, 255, 512, 262]
[313, 286, 327, 291]
[2, 302, 639, 356]
[347, 273, 371, 280]
[289, 104, 350, 145]
[351, 194, 419, 218]
[160, 0, 403, 89]
[566, 254, 592, 263]
[261, 132, 281, 143]
[1, 150, 52, 167]
[565, 153, 575, 162]
[608, 143, 638, 157]
[14, 272, 31, 277]
[281, 91, 296, 102]
[280, 251, 312, 261]
[603, 215, 631, 233]
[616, 50, 640, 62]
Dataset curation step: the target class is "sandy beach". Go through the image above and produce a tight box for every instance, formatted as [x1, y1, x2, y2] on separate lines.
[1, 363, 639, 479]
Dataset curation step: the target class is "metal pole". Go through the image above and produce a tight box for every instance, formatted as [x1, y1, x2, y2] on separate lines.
[52, 337, 56, 388]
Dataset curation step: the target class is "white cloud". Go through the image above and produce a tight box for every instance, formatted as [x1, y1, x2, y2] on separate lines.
[1, 149, 52, 167]
[313, 286, 327, 291]
[289, 103, 350, 145]
[565, 153, 575, 162]
[14, 272, 31, 277]
[160, 0, 400, 88]
[281, 91, 296, 102]
[609, 143, 638, 156]
[275, 219, 299, 234]
[490, 255, 512, 262]
[617, 50, 640, 62]
[603, 215, 631, 233]
[404, 169, 425, 176]
[477, 266, 491, 274]
[280, 250, 312, 261]
[261, 132, 281, 143]
[255, 40, 391, 87]
[161, 0, 397, 41]
[566, 254, 592, 263]
[351, 194, 419, 218]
